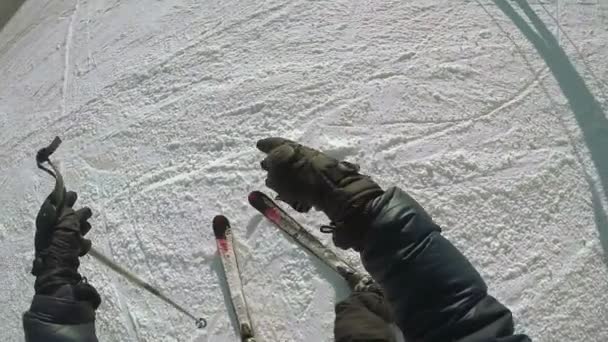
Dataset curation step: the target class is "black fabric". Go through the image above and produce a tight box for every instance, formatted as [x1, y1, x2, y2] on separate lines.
[23, 319, 97, 342]
[23, 284, 98, 342]
[33, 190, 95, 297]
[24, 189, 100, 341]
[334, 291, 396, 342]
[361, 187, 531, 342]
[256, 137, 384, 250]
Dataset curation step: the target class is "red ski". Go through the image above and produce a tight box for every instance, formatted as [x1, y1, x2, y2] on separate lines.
[248, 191, 368, 289]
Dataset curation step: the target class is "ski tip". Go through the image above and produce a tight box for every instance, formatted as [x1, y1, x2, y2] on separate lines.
[212, 215, 230, 238]
[247, 190, 262, 204]
[248, 191, 265, 206]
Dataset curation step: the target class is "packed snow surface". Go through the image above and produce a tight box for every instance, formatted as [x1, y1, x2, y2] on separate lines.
[1, 0, 608, 341]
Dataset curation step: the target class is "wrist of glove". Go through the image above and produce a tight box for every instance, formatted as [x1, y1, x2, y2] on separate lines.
[33, 190, 99, 309]
[257, 137, 383, 251]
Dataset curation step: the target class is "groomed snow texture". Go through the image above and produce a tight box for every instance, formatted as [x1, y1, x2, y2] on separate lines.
[1, 0, 607, 341]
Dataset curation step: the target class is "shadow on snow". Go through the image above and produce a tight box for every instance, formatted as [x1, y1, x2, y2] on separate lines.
[495, 0, 608, 261]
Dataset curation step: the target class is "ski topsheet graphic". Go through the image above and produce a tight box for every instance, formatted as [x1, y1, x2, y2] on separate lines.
[248, 191, 367, 288]
[213, 215, 256, 342]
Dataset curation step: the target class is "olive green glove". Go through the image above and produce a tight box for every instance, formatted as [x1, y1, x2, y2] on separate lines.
[334, 291, 396, 342]
[257, 137, 383, 250]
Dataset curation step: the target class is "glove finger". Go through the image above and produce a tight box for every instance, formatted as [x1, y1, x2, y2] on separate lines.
[79, 238, 92, 256]
[265, 177, 279, 192]
[34, 199, 58, 252]
[256, 137, 294, 154]
[260, 160, 269, 171]
[263, 144, 296, 170]
[291, 201, 312, 213]
[347, 291, 394, 323]
[65, 191, 78, 208]
[337, 266, 362, 289]
[338, 161, 361, 173]
[334, 292, 395, 341]
[75, 207, 93, 223]
[74, 281, 101, 309]
[265, 176, 296, 198]
[80, 221, 92, 236]
[354, 277, 383, 296]
[259, 145, 295, 170]
[332, 229, 358, 251]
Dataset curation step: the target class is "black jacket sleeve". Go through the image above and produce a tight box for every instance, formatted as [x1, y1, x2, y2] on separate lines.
[361, 187, 531, 342]
[23, 285, 98, 342]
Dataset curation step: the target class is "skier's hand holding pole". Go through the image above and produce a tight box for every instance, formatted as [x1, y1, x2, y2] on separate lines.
[23, 188, 101, 341]
[23, 138, 100, 341]
[334, 287, 398, 342]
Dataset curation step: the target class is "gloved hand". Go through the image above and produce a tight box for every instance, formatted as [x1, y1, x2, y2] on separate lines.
[338, 266, 384, 295]
[334, 290, 396, 342]
[256, 137, 384, 251]
[32, 190, 100, 308]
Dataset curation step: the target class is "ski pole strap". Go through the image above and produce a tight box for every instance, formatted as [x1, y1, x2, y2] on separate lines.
[319, 224, 336, 233]
[36, 136, 61, 163]
[36, 136, 65, 211]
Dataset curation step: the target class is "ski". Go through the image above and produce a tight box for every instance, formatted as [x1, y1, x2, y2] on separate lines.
[248, 191, 367, 289]
[213, 215, 256, 342]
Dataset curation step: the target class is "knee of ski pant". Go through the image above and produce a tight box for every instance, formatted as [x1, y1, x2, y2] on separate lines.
[334, 292, 397, 342]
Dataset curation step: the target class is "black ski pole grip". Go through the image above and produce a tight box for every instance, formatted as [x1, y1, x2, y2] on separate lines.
[36, 136, 65, 211]
[36, 136, 62, 164]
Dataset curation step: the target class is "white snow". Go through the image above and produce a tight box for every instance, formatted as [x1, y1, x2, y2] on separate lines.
[1, 0, 608, 341]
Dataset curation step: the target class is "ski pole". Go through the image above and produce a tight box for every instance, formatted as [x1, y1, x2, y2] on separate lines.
[36, 137, 206, 329]
[87, 247, 207, 328]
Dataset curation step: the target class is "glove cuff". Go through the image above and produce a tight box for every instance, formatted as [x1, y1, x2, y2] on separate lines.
[26, 284, 97, 325]
[323, 171, 383, 223]
[330, 186, 384, 251]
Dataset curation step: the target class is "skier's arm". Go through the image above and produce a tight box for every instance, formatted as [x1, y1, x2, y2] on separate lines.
[23, 191, 100, 342]
[361, 187, 530, 341]
[255, 137, 530, 342]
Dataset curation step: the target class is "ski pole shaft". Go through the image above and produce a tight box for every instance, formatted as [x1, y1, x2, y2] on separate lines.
[87, 247, 207, 328]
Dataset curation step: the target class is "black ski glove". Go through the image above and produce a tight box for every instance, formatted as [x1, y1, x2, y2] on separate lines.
[256, 137, 384, 251]
[32, 190, 100, 308]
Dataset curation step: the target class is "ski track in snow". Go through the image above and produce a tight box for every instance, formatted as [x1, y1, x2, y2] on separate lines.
[1, 0, 608, 341]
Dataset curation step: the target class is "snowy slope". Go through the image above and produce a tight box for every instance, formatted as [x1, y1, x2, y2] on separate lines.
[1, 0, 608, 341]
